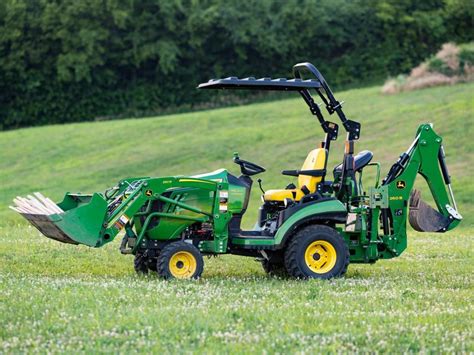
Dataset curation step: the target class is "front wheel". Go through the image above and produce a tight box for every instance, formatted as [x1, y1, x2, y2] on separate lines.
[134, 253, 149, 274]
[157, 241, 204, 279]
[284, 225, 349, 279]
[134, 252, 158, 274]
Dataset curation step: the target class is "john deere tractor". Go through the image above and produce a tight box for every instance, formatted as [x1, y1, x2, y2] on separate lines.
[12, 63, 462, 279]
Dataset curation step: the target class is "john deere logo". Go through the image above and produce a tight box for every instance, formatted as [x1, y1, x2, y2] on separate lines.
[396, 181, 406, 189]
[145, 189, 153, 196]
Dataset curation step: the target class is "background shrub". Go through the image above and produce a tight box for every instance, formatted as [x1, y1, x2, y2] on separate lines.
[0, 0, 472, 130]
[382, 42, 474, 94]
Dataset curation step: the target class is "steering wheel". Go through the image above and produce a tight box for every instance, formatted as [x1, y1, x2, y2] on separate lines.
[233, 154, 266, 176]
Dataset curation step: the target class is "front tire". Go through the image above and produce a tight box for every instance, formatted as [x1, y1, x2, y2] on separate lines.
[284, 225, 349, 279]
[157, 241, 204, 279]
[134, 253, 149, 274]
[134, 252, 158, 274]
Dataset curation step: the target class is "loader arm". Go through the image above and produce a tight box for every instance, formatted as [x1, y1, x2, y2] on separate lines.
[98, 177, 219, 249]
[15, 176, 221, 249]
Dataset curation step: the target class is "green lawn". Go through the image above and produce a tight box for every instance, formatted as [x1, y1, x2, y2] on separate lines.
[0, 83, 473, 352]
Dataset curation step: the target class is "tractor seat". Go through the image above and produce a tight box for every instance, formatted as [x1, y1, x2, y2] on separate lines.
[264, 148, 327, 202]
[333, 150, 373, 180]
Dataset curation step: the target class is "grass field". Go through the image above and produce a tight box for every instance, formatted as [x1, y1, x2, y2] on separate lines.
[0, 83, 473, 352]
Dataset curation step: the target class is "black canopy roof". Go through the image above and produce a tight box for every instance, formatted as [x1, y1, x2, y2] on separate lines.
[197, 62, 360, 142]
[198, 77, 322, 91]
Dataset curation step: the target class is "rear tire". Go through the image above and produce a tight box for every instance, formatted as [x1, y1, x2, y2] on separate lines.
[284, 225, 349, 279]
[157, 241, 204, 279]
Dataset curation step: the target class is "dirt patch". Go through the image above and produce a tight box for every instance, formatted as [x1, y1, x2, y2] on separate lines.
[382, 43, 474, 94]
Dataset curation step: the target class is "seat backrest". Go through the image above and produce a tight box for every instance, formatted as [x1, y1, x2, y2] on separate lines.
[298, 148, 327, 193]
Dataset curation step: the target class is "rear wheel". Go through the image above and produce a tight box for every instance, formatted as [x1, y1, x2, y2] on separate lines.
[284, 225, 349, 279]
[157, 241, 204, 279]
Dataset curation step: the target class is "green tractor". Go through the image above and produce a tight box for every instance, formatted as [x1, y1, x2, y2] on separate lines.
[11, 63, 462, 279]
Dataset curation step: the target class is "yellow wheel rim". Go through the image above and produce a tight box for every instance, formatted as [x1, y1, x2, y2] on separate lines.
[304, 240, 337, 274]
[169, 251, 197, 279]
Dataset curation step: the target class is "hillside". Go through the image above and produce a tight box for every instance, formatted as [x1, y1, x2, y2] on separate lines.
[0, 83, 473, 353]
[1, 82, 472, 227]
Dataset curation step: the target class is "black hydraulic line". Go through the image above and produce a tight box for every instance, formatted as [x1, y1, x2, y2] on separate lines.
[438, 144, 459, 211]
[299, 89, 326, 123]
[298, 90, 339, 133]
[382, 133, 421, 185]
[298, 89, 338, 149]
[382, 153, 410, 185]
[438, 145, 451, 184]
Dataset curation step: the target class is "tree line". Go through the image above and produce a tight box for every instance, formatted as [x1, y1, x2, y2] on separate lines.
[0, 0, 472, 129]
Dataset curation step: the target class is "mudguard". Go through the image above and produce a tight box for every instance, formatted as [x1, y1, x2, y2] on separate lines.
[273, 198, 347, 248]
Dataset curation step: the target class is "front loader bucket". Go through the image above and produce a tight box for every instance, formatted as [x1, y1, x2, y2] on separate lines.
[11, 192, 108, 247]
[21, 213, 79, 244]
[409, 189, 451, 232]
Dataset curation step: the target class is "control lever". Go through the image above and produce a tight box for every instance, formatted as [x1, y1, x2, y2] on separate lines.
[257, 178, 265, 194]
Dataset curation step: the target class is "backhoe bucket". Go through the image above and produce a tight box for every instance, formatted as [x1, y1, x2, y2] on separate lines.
[11, 192, 108, 247]
[409, 189, 450, 232]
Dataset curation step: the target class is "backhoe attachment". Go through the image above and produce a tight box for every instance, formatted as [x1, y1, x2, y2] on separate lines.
[382, 124, 462, 234]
